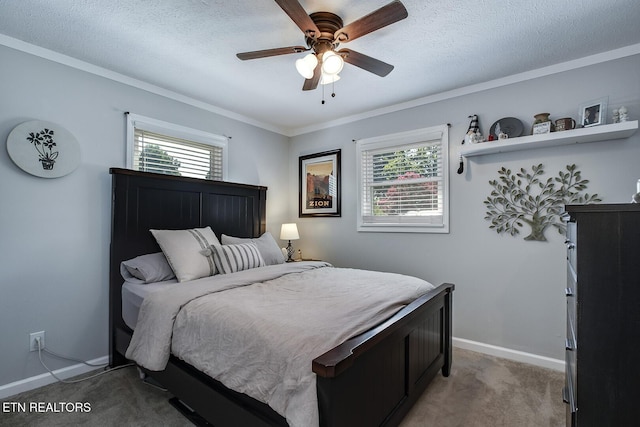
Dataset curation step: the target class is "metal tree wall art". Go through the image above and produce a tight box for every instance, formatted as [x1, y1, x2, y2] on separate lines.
[484, 164, 601, 241]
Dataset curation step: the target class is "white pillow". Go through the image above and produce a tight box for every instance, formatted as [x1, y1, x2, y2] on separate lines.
[211, 242, 265, 274]
[150, 226, 220, 282]
[221, 232, 285, 265]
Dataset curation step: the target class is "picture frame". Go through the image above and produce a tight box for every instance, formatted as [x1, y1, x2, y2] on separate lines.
[579, 97, 608, 128]
[299, 149, 341, 217]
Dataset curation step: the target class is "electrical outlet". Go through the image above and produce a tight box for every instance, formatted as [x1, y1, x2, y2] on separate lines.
[29, 331, 45, 352]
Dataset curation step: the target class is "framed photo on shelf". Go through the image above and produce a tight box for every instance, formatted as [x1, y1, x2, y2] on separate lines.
[299, 149, 341, 217]
[580, 97, 607, 127]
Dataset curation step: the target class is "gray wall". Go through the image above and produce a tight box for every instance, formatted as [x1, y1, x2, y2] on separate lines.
[0, 45, 290, 387]
[1, 41, 638, 390]
[289, 54, 640, 361]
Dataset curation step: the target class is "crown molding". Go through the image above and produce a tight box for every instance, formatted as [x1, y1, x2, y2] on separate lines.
[0, 34, 287, 136]
[2, 34, 639, 138]
[288, 43, 640, 136]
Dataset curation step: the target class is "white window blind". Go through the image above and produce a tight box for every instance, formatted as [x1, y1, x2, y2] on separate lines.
[126, 113, 227, 180]
[357, 125, 449, 233]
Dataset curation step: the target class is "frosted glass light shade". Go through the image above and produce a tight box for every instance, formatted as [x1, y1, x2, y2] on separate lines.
[295, 54, 318, 79]
[320, 73, 341, 85]
[280, 223, 300, 240]
[321, 51, 344, 75]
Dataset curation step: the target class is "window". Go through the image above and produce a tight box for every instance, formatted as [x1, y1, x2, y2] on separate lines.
[357, 124, 449, 233]
[126, 113, 227, 180]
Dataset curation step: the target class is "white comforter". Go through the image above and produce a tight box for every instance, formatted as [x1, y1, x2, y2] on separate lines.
[126, 262, 435, 427]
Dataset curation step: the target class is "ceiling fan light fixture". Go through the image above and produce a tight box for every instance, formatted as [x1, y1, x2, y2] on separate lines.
[321, 51, 344, 76]
[237, 1, 408, 94]
[320, 73, 341, 85]
[295, 53, 318, 79]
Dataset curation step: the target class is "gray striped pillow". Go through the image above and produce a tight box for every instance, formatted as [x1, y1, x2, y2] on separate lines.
[212, 242, 265, 274]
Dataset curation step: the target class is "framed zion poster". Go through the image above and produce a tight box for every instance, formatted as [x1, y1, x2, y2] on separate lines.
[299, 149, 341, 217]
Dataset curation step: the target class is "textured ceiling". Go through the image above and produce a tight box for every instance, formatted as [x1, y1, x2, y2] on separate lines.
[1, 0, 640, 135]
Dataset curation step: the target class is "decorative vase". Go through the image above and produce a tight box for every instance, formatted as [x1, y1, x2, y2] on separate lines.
[532, 113, 554, 134]
[533, 113, 551, 124]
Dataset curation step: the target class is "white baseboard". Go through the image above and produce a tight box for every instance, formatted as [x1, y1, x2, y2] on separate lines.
[0, 339, 564, 399]
[0, 355, 109, 400]
[453, 337, 565, 372]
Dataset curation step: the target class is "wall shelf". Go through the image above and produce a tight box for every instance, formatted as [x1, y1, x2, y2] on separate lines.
[460, 120, 638, 157]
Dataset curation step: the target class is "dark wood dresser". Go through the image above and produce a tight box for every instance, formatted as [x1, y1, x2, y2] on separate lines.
[563, 204, 640, 426]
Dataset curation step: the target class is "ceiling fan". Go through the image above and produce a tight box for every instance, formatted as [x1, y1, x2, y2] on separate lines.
[236, 0, 408, 91]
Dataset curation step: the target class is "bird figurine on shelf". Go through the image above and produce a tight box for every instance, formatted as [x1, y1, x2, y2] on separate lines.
[619, 106, 629, 122]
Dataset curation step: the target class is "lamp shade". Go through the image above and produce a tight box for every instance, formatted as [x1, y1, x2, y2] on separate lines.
[321, 51, 344, 75]
[295, 54, 318, 79]
[320, 73, 341, 85]
[280, 223, 300, 241]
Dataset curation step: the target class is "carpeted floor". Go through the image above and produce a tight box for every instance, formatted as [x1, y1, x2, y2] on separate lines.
[400, 349, 564, 427]
[0, 348, 565, 426]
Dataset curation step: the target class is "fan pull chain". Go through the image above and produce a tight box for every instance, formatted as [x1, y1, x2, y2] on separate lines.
[321, 81, 337, 105]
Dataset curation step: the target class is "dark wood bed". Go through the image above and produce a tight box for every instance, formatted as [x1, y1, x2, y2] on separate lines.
[109, 168, 454, 427]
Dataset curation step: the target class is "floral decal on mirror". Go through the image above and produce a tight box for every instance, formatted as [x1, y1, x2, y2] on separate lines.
[7, 120, 81, 178]
[26, 128, 58, 170]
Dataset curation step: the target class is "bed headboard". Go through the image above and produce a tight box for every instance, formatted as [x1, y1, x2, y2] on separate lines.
[108, 168, 267, 365]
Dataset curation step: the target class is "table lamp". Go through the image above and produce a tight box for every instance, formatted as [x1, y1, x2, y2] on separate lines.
[280, 223, 299, 262]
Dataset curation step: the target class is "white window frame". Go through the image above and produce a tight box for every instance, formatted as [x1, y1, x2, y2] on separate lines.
[125, 113, 228, 180]
[356, 124, 449, 233]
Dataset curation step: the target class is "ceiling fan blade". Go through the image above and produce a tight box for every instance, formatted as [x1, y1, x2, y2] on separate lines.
[274, 0, 320, 38]
[302, 62, 321, 91]
[334, 0, 408, 43]
[236, 46, 308, 60]
[339, 48, 394, 77]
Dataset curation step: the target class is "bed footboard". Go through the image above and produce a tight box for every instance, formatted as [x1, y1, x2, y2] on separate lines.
[313, 283, 454, 427]
[113, 283, 453, 427]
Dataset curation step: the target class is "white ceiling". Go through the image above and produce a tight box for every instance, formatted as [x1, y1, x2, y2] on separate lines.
[1, 0, 640, 136]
